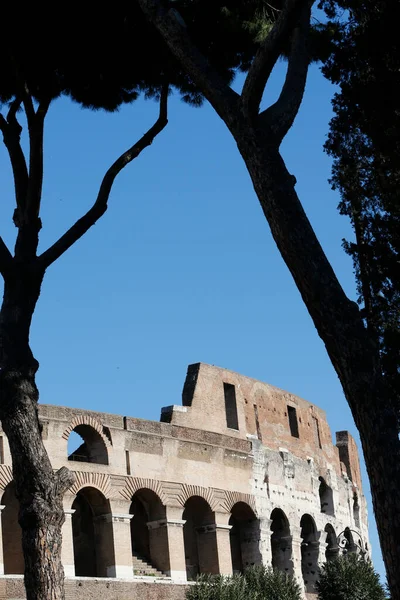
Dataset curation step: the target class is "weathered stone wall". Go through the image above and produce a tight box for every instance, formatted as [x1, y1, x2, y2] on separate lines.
[0, 363, 370, 598]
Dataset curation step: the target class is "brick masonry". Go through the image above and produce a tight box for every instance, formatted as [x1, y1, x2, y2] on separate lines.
[0, 363, 369, 599]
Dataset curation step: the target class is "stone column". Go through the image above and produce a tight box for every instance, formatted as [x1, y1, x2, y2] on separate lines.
[259, 518, 272, 567]
[291, 526, 304, 594]
[149, 506, 187, 581]
[61, 508, 76, 577]
[213, 513, 233, 576]
[106, 512, 134, 579]
[316, 530, 328, 568]
[0, 505, 5, 575]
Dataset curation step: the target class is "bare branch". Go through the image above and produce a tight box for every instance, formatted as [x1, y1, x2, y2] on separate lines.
[24, 97, 51, 224]
[259, 2, 312, 143]
[0, 237, 14, 279]
[241, 0, 313, 121]
[0, 100, 29, 211]
[137, 0, 240, 127]
[38, 85, 169, 270]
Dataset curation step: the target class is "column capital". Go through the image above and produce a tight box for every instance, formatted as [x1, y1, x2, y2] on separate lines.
[147, 519, 186, 530]
[94, 512, 133, 524]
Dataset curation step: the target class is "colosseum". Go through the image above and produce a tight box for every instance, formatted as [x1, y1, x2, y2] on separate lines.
[0, 363, 369, 599]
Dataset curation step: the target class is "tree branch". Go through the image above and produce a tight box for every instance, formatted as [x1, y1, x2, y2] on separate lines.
[24, 97, 51, 224]
[137, 0, 240, 127]
[259, 2, 312, 143]
[38, 84, 169, 270]
[0, 99, 29, 212]
[241, 0, 312, 122]
[0, 237, 14, 279]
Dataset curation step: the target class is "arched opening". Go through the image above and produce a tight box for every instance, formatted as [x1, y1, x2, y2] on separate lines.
[229, 502, 261, 574]
[1, 482, 24, 574]
[300, 514, 318, 594]
[130, 489, 167, 575]
[72, 487, 115, 577]
[270, 508, 293, 575]
[353, 493, 360, 528]
[343, 526, 357, 554]
[319, 477, 334, 516]
[68, 426, 108, 465]
[324, 524, 339, 561]
[183, 496, 217, 580]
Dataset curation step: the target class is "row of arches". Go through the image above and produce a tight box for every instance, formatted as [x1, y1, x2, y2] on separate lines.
[1, 483, 361, 591]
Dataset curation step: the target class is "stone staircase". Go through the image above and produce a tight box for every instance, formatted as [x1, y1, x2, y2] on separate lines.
[132, 553, 167, 577]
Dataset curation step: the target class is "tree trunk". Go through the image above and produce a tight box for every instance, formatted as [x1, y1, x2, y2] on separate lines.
[234, 126, 400, 599]
[0, 270, 74, 600]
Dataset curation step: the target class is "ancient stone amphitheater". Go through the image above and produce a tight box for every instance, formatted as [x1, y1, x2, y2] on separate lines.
[0, 363, 369, 599]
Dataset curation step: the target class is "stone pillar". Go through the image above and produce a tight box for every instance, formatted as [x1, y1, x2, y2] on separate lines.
[0, 505, 5, 575]
[150, 506, 187, 581]
[213, 514, 233, 576]
[107, 512, 134, 579]
[291, 527, 304, 594]
[61, 508, 76, 577]
[317, 530, 328, 568]
[259, 518, 272, 567]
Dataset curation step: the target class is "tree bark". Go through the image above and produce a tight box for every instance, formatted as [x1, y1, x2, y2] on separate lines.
[0, 268, 74, 600]
[233, 125, 400, 599]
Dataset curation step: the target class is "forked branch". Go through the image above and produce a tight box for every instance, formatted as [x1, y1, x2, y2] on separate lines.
[241, 0, 312, 121]
[259, 1, 312, 142]
[38, 84, 169, 270]
[137, 0, 239, 126]
[0, 99, 29, 211]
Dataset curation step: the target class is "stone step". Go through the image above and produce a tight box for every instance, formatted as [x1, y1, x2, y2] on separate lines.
[132, 553, 166, 577]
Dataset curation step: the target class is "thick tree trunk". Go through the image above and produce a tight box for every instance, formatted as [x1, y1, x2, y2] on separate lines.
[234, 127, 400, 599]
[0, 271, 74, 600]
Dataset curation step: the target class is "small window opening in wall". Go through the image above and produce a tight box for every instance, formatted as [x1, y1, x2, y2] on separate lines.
[312, 416, 322, 449]
[0, 436, 3, 464]
[224, 383, 239, 430]
[287, 406, 299, 438]
[125, 450, 131, 475]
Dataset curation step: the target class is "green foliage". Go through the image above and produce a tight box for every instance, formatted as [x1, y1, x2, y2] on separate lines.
[320, 0, 400, 424]
[186, 566, 301, 600]
[317, 554, 387, 600]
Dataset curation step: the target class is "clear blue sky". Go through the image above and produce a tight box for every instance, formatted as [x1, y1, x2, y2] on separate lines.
[0, 60, 385, 580]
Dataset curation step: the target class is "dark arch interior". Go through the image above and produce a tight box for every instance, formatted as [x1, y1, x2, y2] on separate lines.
[270, 508, 292, 574]
[183, 496, 217, 580]
[325, 524, 338, 561]
[300, 514, 318, 594]
[68, 424, 108, 465]
[1, 483, 24, 574]
[130, 488, 167, 574]
[229, 502, 260, 574]
[72, 487, 115, 577]
[319, 477, 335, 516]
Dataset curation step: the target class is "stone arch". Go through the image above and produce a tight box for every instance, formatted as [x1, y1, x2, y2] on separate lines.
[63, 416, 111, 465]
[222, 491, 257, 515]
[325, 524, 339, 561]
[183, 495, 218, 580]
[229, 501, 261, 574]
[62, 415, 112, 446]
[300, 514, 319, 594]
[177, 484, 218, 511]
[120, 477, 167, 504]
[69, 472, 112, 498]
[71, 486, 115, 577]
[319, 477, 335, 516]
[270, 508, 293, 575]
[1, 482, 23, 574]
[0, 465, 13, 491]
[130, 488, 167, 575]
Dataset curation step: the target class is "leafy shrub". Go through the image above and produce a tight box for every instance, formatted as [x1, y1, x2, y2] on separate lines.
[317, 554, 386, 600]
[186, 566, 301, 600]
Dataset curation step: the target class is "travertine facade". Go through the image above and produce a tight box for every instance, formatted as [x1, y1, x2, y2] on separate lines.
[0, 363, 369, 599]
